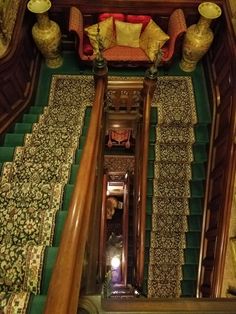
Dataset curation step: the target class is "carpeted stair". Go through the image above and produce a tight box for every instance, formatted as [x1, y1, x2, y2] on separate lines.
[143, 76, 210, 297]
[0, 75, 94, 313]
[0, 70, 211, 309]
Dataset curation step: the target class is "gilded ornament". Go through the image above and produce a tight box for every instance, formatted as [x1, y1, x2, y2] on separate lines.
[27, 0, 63, 68]
[180, 2, 222, 72]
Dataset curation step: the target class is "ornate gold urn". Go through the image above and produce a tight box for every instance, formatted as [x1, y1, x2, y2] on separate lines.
[179, 2, 221, 72]
[27, 0, 63, 68]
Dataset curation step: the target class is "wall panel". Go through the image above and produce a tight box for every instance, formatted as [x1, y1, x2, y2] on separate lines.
[0, 3, 40, 135]
[199, 7, 236, 296]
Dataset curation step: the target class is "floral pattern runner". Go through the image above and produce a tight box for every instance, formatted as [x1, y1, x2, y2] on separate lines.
[0, 74, 197, 310]
[0, 75, 95, 312]
[148, 76, 197, 297]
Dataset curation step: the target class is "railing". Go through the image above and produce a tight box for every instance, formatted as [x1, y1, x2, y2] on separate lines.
[197, 2, 236, 296]
[100, 170, 131, 287]
[103, 75, 157, 288]
[122, 172, 130, 287]
[99, 173, 108, 282]
[44, 68, 108, 313]
[101, 296, 236, 313]
[196, 57, 217, 298]
[136, 74, 157, 288]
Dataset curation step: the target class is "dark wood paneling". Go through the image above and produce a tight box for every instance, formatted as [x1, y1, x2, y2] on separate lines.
[0, 4, 40, 135]
[199, 4, 236, 296]
[51, 0, 204, 39]
[211, 139, 229, 168]
[214, 93, 232, 136]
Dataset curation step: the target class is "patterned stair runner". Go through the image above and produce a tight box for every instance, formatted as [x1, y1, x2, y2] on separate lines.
[147, 76, 198, 297]
[0, 73, 209, 311]
[0, 75, 94, 312]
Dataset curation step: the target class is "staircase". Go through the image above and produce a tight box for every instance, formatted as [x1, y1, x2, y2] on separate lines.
[0, 76, 92, 312]
[143, 76, 211, 297]
[0, 68, 212, 311]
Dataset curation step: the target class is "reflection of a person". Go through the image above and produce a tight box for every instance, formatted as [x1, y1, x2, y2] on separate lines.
[106, 197, 123, 220]
[106, 197, 118, 220]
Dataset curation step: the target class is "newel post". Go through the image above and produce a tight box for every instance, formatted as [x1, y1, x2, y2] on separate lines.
[93, 25, 108, 85]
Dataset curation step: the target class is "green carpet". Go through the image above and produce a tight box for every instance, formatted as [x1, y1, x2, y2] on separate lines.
[0, 51, 211, 310]
[146, 76, 197, 297]
[0, 75, 94, 313]
[143, 70, 210, 297]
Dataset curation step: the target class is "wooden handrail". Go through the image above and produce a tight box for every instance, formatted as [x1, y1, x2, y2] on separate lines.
[196, 59, 217, 298]
[102, 296, 236, 313]
[136, 76, 157, 288]
[197, 11, 236, 295]
[99, 173, 108, 282]
[122, 172, 130, 286]
[45, 72, 107, 314]
[213, 147, 236, 296]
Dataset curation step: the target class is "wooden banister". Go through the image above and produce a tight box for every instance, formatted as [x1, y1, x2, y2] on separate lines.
[99, 173, 108, 282]
[102, 296, 236, 313]
[136, 75, 157, 288]
[196, 54, 221, 297]
[122, 172, 130, 286]
[45, 72, 107, 314]
[196, 2, 236, 295]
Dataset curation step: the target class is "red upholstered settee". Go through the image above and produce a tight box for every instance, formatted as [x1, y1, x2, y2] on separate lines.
[69, 6, 187, 66]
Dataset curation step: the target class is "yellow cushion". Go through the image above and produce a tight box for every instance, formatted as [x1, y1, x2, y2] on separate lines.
[84, 17, 115, 53]
[115, 20, 142, 48]
[139, 19, 170, 61]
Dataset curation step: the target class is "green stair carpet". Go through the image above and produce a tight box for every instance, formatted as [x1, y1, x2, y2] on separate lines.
[144, 76, 210, 297]
[0, 75, 94, 313]
[0, 51, 211, 308]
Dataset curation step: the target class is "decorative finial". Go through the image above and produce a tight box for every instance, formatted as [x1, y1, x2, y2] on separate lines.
[93, 24, 108, 81]
[94, 24, 106, 67]
[145, 44, 163, 80]
[153, 45, 163, 69]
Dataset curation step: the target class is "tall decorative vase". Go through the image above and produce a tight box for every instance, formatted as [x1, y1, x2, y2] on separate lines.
[179, 2, 221, 72]
[27, 0, 63, 68]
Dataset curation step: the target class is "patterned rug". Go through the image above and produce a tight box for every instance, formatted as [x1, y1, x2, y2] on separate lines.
[147, 76, 197, 297]
[0, 74, 196, 311]
[0, 75, 95, 312]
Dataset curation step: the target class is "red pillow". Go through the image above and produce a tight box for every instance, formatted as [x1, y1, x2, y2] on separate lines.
[126, 15, 151, 32]
[98, 13, 125, 22]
